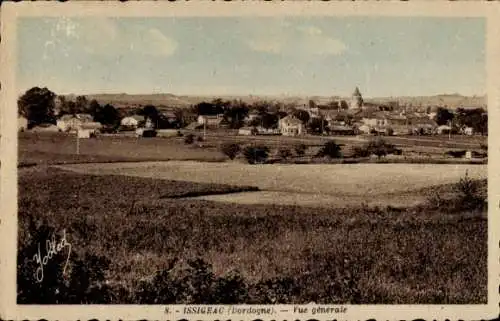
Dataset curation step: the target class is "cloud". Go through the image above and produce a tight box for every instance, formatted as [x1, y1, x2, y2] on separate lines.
[245, 23, 347, 56]
[47, 18, 178, 58]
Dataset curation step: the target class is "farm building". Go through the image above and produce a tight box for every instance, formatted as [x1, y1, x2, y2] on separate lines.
[436, 125, 452, 135]
[18, 116, 28, 131]
[238, 127, 256, 136]
[329, 124, 356, 135]
[279, 115, 304, 136]
[121, 115, 145, 128]
[460, 126, 474, 136]
[197, 114, 224, 127]
[56, 114, 94, 132]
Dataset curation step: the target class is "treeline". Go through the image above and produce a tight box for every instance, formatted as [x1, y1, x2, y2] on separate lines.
[434, 107, 487, 135]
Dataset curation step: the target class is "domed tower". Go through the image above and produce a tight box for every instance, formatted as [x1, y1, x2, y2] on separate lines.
[350, 87, 363, 110]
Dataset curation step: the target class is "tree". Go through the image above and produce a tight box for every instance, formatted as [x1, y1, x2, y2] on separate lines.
[294, 144, 308, 157]
[94, 104, 120, 127]
[316, 141, 342, 159]
[75, 95, 89, 114]
[224, 104, 249, 129]
[243, 145, 269, 164]
[293, 109, 310, 124]
[141, 105, 160, 128]
[278, 148, 292, 160]
[221, 143, 241, 160]
[308, 117, 327, 135]
[435, 107, 454, 126]
[18, 87, 57, 127]
[365, 137, 397, 159]
[88, 99, 101, 117]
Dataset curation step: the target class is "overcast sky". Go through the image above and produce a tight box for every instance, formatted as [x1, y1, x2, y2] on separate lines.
[17, 16, 485, 97]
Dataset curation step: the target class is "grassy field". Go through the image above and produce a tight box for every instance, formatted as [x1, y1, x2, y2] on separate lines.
[57, 161, 486, 208]
[19, 131, 487, 167]
[18, 132, 225, 166]
[18, 166, 487, 304]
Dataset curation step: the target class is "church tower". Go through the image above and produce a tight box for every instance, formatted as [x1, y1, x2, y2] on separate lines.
[350, 87, 363, 110]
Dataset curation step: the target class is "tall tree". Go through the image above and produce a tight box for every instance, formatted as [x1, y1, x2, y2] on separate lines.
[435, 107, 454, 126]
[94, 104, 120, 127]
[75, 95, 89, 114]
[18, 87, 56, 126]
[293, 109, 311, 124]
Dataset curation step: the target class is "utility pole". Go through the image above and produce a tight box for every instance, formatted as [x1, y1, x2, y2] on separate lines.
[76, 130, 80, 155]
[203, 118, 206, 139]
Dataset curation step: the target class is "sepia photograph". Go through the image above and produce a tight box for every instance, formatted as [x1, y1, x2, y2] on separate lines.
[1, 2, 499, 320]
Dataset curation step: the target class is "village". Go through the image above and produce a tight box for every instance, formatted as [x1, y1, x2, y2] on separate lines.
[17, 86, 487, 164]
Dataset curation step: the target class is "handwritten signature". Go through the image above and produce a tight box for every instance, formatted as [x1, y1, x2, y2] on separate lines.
[33, 229, 72, 283]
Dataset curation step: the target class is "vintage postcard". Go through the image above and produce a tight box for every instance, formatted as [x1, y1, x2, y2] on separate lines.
[1, 1, 499, 320]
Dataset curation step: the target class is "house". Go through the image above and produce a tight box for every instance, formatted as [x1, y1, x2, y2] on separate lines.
[18, 116, 28, 132]
[56, 114, 94, 132]
[279, 115, 304, 136]
[329, 124, 356, 136]
[197, 114, 224, 127]
[436, 125, 452, 135]
[245, 111, 260, 124]
[238, 127, 256, 136]
[121, 115, 145, 128]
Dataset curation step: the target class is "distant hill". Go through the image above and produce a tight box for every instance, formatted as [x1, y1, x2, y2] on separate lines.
[77, 93, 486, 110]
[365, 94, 487, 110]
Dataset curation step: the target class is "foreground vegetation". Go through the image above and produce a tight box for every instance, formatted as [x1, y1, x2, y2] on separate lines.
[18, 167, 487, 304]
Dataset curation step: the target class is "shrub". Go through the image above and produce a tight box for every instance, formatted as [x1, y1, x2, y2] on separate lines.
[243, 145, 270, 164]
[294, 144, 307, 157]
[221, 143, 241, 160]
[184, 134, 195, 144]
[365, 137, 396, 159]
[352, 146, 370, 158]
[197, 136, 204, 142]
[316, 141, 342, 159]
[446, 150, 466, 158]
[278, 148, 292, 160]
[456, 170, 485, 210]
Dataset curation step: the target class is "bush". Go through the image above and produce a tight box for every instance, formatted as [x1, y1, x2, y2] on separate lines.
[446, 150, 466, 158]
[316, 141, 342, 159]
[365, 138, 397, 159]
[243, 145, 270, 164]
[184, 134, 195, 144]
[456, 170, 485, 210]
[221, 143, 241, 160]
[197, 136, 204, 142]
[278, 148, 292, 160]
[294, 144, 307, 157]
[352, 146, 370, 158]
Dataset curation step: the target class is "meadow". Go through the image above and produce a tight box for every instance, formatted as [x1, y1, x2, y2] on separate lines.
[58, 161, 486, 208]
[18, 165, 487, 304]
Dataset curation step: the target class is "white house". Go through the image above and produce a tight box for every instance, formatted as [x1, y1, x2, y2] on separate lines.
[197, 114, 224, 127]
[56, 114, 94, 132]
[121, 115, 145, 128]
[279, 115, 304, 136]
